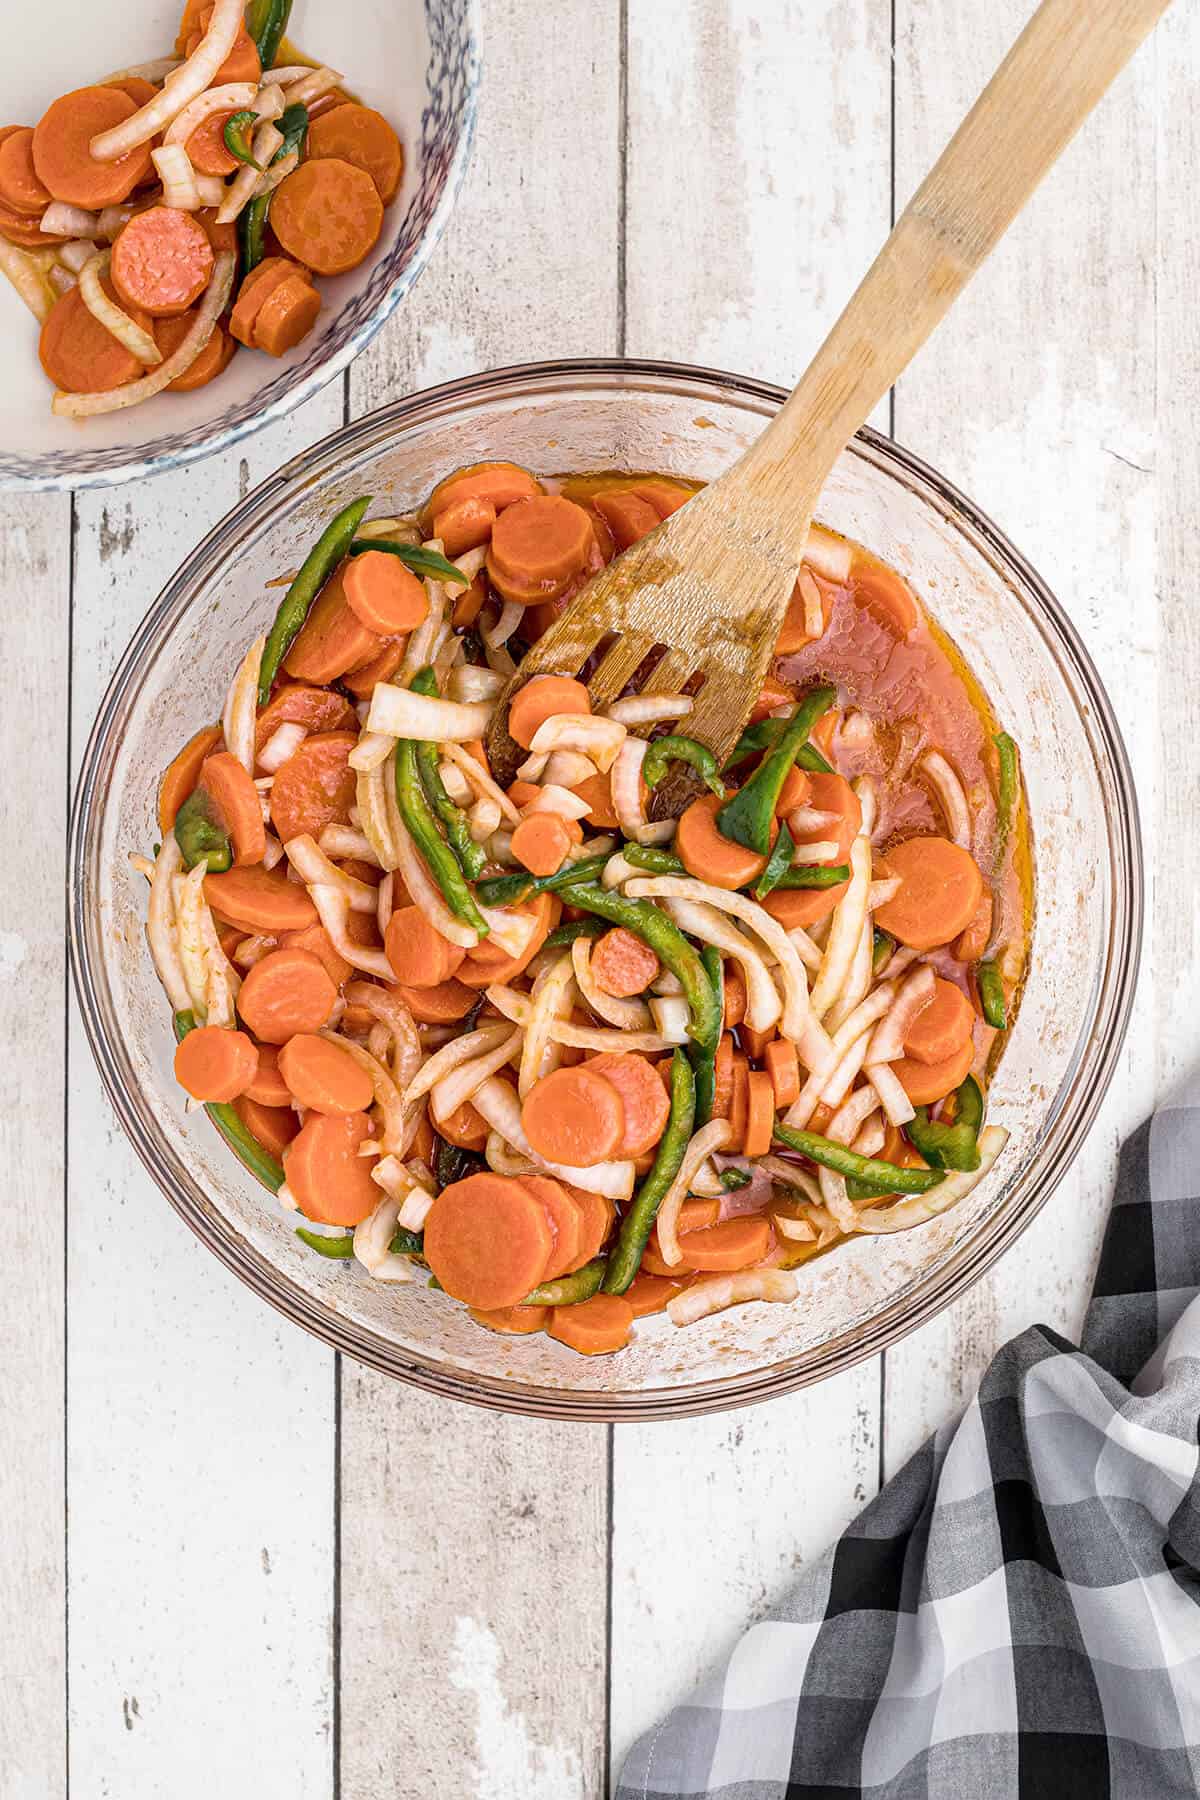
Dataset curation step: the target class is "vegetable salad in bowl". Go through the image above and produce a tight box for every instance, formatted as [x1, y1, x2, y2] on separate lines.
[137, 458, 1030, 1359]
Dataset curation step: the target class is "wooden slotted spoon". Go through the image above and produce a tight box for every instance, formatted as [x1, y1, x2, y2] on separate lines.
[487, 0, 1169, 794]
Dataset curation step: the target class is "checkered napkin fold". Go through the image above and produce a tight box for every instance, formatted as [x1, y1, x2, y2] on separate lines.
[617, 1074, 1200, 1799]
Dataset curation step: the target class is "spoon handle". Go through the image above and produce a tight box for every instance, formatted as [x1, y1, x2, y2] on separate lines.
[727, 0, 1171, 537]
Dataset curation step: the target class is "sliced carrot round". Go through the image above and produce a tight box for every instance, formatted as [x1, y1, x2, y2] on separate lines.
[892, 1038, 975, 1107]
[903, 976, 975, 1066]
[520, 1065, 625, 1168]
[590, 927, 659, 998]
[507, 675, 591, 750]
[722, 968, 747, 1029]
[252, 273, 322, 357]
[270, 157, 383, 275]
[728, 1053, 750, 1153]
[198, 750, 266, 865]
[32, 87, 153, 208]
[592, 489, 659, 550]
[851, 560, 918, 636]
[174, 1024, 258, 1102]
[954, 890, 994, 963]
[743, 1069, 776, 1158]
[244, 1042, 293, 1107]
[520, 1173, 583, 1282]
[584, 1053, 669, 1159]
[110, 206, 214, 317]
[560, 1185, 615, 1271]
[424, 460, 543, 526]
[268, 729, 357, 846]
[624, 1271, 688, 1317]
[282, 564, 381, 684]
[158, 722, 223, 834]
[432, 494, 496, 557]
[394, 978, 476, 1024]
[185, 108, 238, 177]
[459, 891, 560, 988]
[873, 837, 985, 951]
[204, 864, 318, 933]
[681, 1215, 773, 1272]
[229, 255, 312, 348]
[236, 947, 337, 1044]
[467, 1304, 549, 1335]
[283, 1111, 380, 1226]
[255, 682, 356, 753]
[486, 495, 596, 603]
[434, 1097, 487, 1150]
[629, 478, 692, 519]
[384, 906, 466, 988]
[342, 549, 428, 636]
[341, 637, 405, 699]
[547, 1294, 633, 1356]
[0, 127, 51, 214]
[790, 770, 861, 864]
[423, 1172, 555, 1309]
[277, 922, 352, 989]
[571, 770, 619, 830]
[762, 881, 847, 930]
[153, 310, 235, 391]
[232, 1093, 300, 1157]
[306, 103, 404, 204]
[39, 276, 150, 394]
[278, 1033, 374, 1115]
[764, 1038, 800, 1109]
[775, 766, 811, 815]
[0, 199, 67, 247]
[676, 792, 772, 890]
[510, 812, 571, 879]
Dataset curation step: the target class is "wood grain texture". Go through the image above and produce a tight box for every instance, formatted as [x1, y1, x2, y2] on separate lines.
[883, 0, 1160, 1473]
[611, 0, 892, 1775]
[66, 397, 343, 1797]
[338, 6, 621, 1797]
[0, 489, 70, 1797]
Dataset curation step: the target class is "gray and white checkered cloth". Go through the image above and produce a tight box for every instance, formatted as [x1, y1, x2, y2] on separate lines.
[617, 1076, 1200, 1798]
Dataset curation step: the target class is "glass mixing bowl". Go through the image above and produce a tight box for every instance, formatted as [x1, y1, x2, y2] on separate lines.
[68, 360, 1142, 1420]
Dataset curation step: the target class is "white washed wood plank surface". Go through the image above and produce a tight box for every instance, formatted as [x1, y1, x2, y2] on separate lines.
[883, 0, 1160, 1472]
[66, 397, 343, 1798]
[611, 0, 892, 1777]
[0, 489, 70, 1797]
[338, 6, 620, 1797]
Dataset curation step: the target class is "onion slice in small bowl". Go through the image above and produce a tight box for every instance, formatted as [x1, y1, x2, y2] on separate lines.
[78, 251, 161, 367]
[53, 253, 235, 416]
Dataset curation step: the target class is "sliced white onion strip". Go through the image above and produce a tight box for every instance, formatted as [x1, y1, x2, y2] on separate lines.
[605, 694, 693, 727]
[824, 916, 874, 1035]
[146, 834, 191, 1013]
[348, 730, 396, 773]
[649, 994, 690, 1043]
[195, 891, 240, 1028]
[601, 851, 640, 891]
[468, 795, 502, 842]
[431, 1029, 523, 1125]
[797, 567, 824, 638]
[470, 1076, 635, 1200]
[397, 1183, 435, 1232]
[321, 1030, 411, 1155]
[786, 924, 823, 974]
[438, 740, 521, 822]
[353, 1193, 415, 1283]
[808, 834, 871, 1021]
[656, 1119, 732, 1266]
[485, 984, 672, 1054]
[485, 1131, 538, 1178]
[221, 632, 263, 775]
[852, 1116, 887, 1158]
[611, 735, 649, 842]
[484, 598, 524, 649]
[852, 1126, 1008, 1234]
[790, 839, 841, 866]
[92, 0, 244, 158]
[866, 965, 935, 1064]
[78, 251, 162, 365]
[216, 118, 283, 223]
[663, 896, 780, 1033]
[355, 762, 398, 871]
[867, 877, 902, 908]
[404, 1022, 516, 1105]
[175, 864, 212, 1017]
[281, 66, 343, 109]
[477, 905, 536, 960]
[669, 1269, 797, 1328]
[342, 981, 421, 1090]
[389, 791, 479, 950]
[97, 204, 137, 241]
[58, 239, 97, 273]
[366, 682, 491, 743]
[528, 713, 626, 772]
[803, 523, 852, 583]
[232, 933, 276, 969]
[194, 173, 229, 206]
[572, 937, 651, 1031]
[53, 252, 234, 415]
[922, 750, 972, 849]
[819, 1032, 871, 1109]
[542, 749, 598, 789]
[99, 56, 181, 83]
[519, 953, 575, 1097]
[773, 1212, 818, 1242]
[439, 760, 472, 803]
[865, 1059, 916, 1128]
[375, 870, 394, 944]
[449, 664, 504, 705]
[253, 150, 297, 198]
[258, 720, 307, 773]
[42, 202, 100, 238]
[316, 825, 378, 864]
[310, 886, 395, 980]
[788, 805, 839, 834]
[164, 81, 260, 147]
[48, 264, 74, 296]
[759, 1155, 823, 1205]
[285, 834, 378, 912]
[520, 783, 591, 823]
[152, 143, 201, 209]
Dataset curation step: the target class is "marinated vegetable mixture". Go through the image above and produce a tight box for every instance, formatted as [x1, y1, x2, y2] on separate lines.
[138, 461, 1029, 1358]
[1, 0, 402, 411]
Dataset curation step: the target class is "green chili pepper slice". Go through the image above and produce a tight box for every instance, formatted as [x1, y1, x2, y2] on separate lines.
[906, 1075, 984, 1173]
[348, 538, 470, 589]
[474, 852, 610, 909]
[275, 101, 310, 160]
[642, 734, 725, 798]
[555, 880, 722, 1054]
[544, 917, 607, 949]
[389, 1226, 425, 1256]
[621, 844, 684, 876]
[772, 1119, 944, 1194]
[716, 686, 837, 854]
[246, 0, 293, 65]
[994, 731, 1019, 856]
[693, 945, 723, 1126]
[773, 862, 851, 890]
[526, 1259, 607, 1306]
[258, 495, 371, 701]
[238, 104, 309, 275]
[754, 823, 796, 900]
[603, 1050, 696, 1293]
[395, 708, 489, 936]
[173, 1012, 285, 1190]
[434, 1134, 483, 1189]
[719, 1166, 751, 1191]
[296, 1228, 354, 1257]
[725, 717, 833, 776]
[872, 929, 896, 974]
[223, 109, 263, 169]
[173, 786, 232, 873]
[410, 668, 487, 880]
[978, 961, 1007, 1029]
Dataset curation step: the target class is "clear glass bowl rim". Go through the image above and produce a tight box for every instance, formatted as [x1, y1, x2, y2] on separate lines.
[67, 357, 1143, 1421]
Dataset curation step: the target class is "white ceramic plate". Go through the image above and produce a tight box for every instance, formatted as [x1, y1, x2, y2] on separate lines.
[0, 0, 479, 489]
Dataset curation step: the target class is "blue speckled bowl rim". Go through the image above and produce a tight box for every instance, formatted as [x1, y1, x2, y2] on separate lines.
[0, 0, 481, 493]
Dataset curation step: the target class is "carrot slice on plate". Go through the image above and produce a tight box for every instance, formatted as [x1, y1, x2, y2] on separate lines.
[423, 1172, 556, 1309]
[0, 127, 51, 214]
[624, 1271, 688, 1317]
[173, 1024, 258, 1102]
[236, 948, 338, 1044]
[252, 274, 322, 357]
[306, 103, 404, 204]
[39, 277, 151, 394]
[561, 1186, 615, 1272]
[547, 1294, 634, 1356]
[283, 1111, 380, 1226]
[681, 1215, 773, 1272]
[32, 86, 152, 208]
[270, 158, 383, 276]
[110, 206, 214, 317]
[432, 494, 496, 557]
[153, 311, 235, 391]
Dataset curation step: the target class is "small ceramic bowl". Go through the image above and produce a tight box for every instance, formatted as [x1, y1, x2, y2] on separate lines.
[0, 0, 479, 490]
